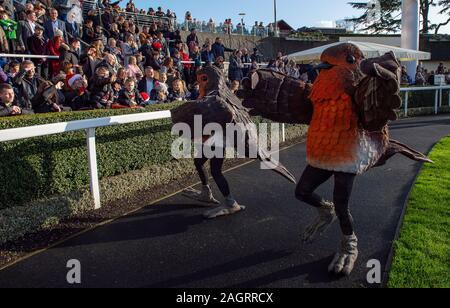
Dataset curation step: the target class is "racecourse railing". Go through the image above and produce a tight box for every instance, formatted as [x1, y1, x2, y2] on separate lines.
[400, 85, 450, 116]
[0, 110, 172, 209]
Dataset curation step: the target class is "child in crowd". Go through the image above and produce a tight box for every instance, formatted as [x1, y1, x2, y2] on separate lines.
[118, 78, 144, 107]
[168, 78, 189, 101]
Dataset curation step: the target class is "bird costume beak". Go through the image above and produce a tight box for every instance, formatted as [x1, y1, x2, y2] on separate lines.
[315, 62, 334, 70]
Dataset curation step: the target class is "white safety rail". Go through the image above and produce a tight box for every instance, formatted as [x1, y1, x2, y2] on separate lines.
[400, 85, 450, 116]
[0, 111, 171, 209]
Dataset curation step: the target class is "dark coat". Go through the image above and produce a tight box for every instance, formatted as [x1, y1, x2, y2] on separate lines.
[138, 78, 157, 95]
[89, 76, 114, 107]
[27, 36, 48, 65]
[211, 42, 233, 60]
[66, 22, 81, 39]
[43, 19, 68, 42]
[61, 46, 80, 67]
[17, 20, 35, 51]
[13, 70, 43, 110]
[228, 55, 244, 81]
[118, 88, 144, 107]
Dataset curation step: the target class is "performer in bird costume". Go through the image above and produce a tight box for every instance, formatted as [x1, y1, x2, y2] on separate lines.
[239, 43, 432, 276]
[171, 65, 296, 219]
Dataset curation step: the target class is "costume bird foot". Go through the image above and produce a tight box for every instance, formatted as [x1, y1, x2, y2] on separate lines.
[182, 186, 220, 205]
[302, 202, 337, 243]
[203, 200, 246, 219]
[328, 234, 358, 276]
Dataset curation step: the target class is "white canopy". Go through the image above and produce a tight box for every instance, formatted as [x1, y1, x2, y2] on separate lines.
[287, 41, 431, 62]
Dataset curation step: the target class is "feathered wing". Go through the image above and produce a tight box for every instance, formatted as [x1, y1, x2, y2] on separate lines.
[354, 51, 402, 132]
[354, 52, 432, 165]
[239, 69, 313, 125]
[171, 92, 297, 183]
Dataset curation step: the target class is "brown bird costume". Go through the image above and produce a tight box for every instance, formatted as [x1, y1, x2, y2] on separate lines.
[239, 43, 431, 275]
[171, 65, 296, 219]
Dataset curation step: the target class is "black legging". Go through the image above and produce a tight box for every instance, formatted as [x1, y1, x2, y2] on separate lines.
[295, 165, 356, 236]
[194, 156, 231, 197]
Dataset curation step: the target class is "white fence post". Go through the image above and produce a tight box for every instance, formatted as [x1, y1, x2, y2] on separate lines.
[435, 89, 439, 115]
[404, 91, 409, 117]
[86, 128, 101, 209]
[281, 123, 286, 142]
[439, 89, 443, 107]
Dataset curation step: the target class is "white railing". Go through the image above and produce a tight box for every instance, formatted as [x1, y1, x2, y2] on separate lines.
[0, 54, 59, 60]
[0, 111, 172, 209]
[400, 85, 450, 116]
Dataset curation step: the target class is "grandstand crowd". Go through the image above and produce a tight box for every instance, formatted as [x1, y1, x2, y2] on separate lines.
[0, 0, 289, 116]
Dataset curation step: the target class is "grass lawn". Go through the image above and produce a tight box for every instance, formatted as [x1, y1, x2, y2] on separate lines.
[388, 135, 450, 288]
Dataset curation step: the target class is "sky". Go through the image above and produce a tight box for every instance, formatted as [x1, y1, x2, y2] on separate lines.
[134, 0, 450, 34]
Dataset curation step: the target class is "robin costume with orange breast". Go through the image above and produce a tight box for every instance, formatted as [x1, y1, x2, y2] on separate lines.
[240, 43, 432, 276]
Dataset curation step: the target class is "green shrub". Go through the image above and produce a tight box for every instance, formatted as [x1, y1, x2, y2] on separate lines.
[0, 103, 184, 209]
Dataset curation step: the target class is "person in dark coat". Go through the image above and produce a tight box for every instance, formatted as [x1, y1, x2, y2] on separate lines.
[211, 37, 233, 60]
[43, 8, 68, 42]
[228, 50, 244, 82]
[17, 10, 37, 52]
[89, 66, 114, 109]
[0, 83, 34, 116]
[60, 38, 81, 68]
[12, 60, 43, 111]
[27, 25, 48, 78]
[118, 78, 144, 107]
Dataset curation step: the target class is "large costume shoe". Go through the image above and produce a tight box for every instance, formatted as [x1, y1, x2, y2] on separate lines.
[302, 201, 337, 243]
[328, 234, 358, 276]
[203, 198, 246, 219]
[182, 185, 220, 205]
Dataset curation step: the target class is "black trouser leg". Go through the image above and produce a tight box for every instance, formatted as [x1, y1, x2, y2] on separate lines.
[333, 172, 356, 236]
[210, 157, 230, 197]
[194, 157, 209, 186]
[295, 165, 333, 208]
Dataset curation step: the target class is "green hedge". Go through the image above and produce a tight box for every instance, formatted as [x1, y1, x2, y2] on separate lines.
[0, 103, 184, 209]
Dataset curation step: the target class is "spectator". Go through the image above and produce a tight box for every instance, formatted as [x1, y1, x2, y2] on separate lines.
[250, 47, 262, 63]
[0, 65, 7, 83]
[155, 7, 165, 17]
[428, 70, 435, 85]
[118, 78, 144, 107]
[17, 10, 37, 52]
[415, 65, 426, 86]
[201, 45, 215, 65]
[12, 61, 42, 111]
[82, 19, 95, 45]
[66, 10, 81, 40]
[138, 66, 156, 96]
[400, 66, 412, 86]
[0, 83, 34, 116]
[44, 8, 68, 42]
[81, 45, 101, 82]
[47, 29, 65, 77]
[437, 62, 445, 75]
[89, 66, 114, 109]
[207, 18, 215, 33]
[0, 10, 16, 52]
[125, 56, 143, 80]
[228, 50, 244, 82]
[230, 80, 240, 94]
[168, 78, 189, 101]
[241, 48, 251, 76]
[105, 38, 123, 62]
[211, 37, 233, 60]
[27, 25, 47, 78]
[186, 28, 199, 55]
[32, 77, 70, 113]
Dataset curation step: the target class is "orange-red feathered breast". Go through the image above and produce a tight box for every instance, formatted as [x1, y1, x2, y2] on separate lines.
[307, 69, 387, 174]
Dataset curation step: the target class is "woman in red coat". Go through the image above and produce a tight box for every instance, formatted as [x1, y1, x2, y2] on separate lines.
[47, 30, 65, 77]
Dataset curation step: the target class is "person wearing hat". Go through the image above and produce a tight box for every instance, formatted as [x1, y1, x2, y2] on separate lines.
[47, 29, 65, 77]
[43, 8, 68, 42]
[28, 24, 48, 78]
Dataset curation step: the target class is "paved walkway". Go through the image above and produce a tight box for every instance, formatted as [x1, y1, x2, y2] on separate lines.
[1, 115, 449, 288]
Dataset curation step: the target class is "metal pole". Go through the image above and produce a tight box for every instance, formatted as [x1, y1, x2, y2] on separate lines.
[401, 0, 420, 83]
[274, 0, 278, 37]
[281, 123, 286, 142]
[404, 91, 409, 117]
[435, 90, 439, 114]
[439, 88, 443, 107]
[86, 128, 101, 209]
